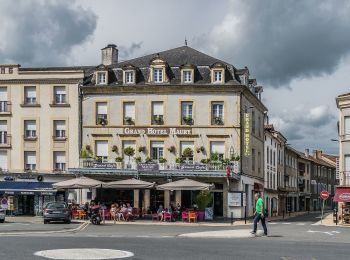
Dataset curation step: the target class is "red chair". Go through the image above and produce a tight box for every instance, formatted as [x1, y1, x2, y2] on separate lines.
[72, 210, 79, 220]
[164, 212, 172, 222]
[188, 211, 197, 223]
[181, 211, 188, 222]
[102, 209, 111, 220]
[152, 213, 160, 221]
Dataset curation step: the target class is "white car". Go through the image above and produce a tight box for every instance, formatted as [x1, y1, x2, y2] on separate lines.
[0, 208, 5, 223]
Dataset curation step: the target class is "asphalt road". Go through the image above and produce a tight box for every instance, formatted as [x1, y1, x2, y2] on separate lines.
[0, 212, 349, 260]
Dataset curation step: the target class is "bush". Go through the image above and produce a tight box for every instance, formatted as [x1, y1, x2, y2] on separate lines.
[135, 156, 142, 163]
[210, 152, 219, 162]
[195, 191, 213, 211]
[182, 147, 193, 158]
[176, 157, 184, 164]
[115, 157, 123, 162]
[124, 147, 135, 158]
[159, 157, 167, 163]
[201, 158, 210, 164]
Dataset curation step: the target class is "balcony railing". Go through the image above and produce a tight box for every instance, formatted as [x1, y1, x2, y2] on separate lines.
[79, 158, 233, 171]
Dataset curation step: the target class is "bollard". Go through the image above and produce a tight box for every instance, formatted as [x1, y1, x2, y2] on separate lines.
[244, 207, 247, 224]
[231, 212, 234, 225]
[336, 208, 338, 226]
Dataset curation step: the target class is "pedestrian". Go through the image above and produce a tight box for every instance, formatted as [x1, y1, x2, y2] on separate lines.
[251, 192, 268, 236]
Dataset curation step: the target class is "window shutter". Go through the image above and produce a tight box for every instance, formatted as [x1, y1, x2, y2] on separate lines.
[26, 152, 36, 164]
[55, 152, 65, 163]
[211, 141, 225, 154]
[0, 88, 7, 101]
[55, 86, 66, 95]
[97, 103, 107, 114]
[151, 141, 164, 148]
[0, 151, 7, 170]
[55, 121, 65, 131]
[26, 87, 36, 98]
[0, 121, 7, 132]
[96, 141, 108, 157]
[124, 103, 135, 118]
[26, 121, 36, 131]
[153, 102, 163, 115]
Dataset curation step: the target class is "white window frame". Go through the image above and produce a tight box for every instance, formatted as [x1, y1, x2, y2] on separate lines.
[153, 68, 163, 83]
[24, 120, 36, 138]
[151, 141, 164, 162]
[183, 70, 192, 83]
[97, 72, 107, 85]
[25, 151, 36, 171]
[54, 120, 66, 138]
[54, 151, 66, 171]
[213, 70, 222, 83]
[212, 102, 224, 125]
[54, 86, 66, 104]
[24, 86, 37, 104]
[125, 71, 135, 84]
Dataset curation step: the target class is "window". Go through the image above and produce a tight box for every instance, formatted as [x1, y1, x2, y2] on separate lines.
[123, 102, 135, 125]
[0, 151, 7, 170]
[258, 116, 261, 137]
[252, 148, 256, 171]
[0, 88, 8, 112]
[152, 101, 164, 125]
[273, 151, 276, 166]
[95, 141, 108, 162]
[9, 68, 13, 74]
[267, 147, 269, 164]
[151, 141, 164, 161]
[181, 141, 194, 163]
[0, 121, 7, 144]
[258, 151, 261, 174]
[24, 120, 36, 138]
[181, 101, 193, 125]
[345, 116, 350, 136]
[252, 111, 256, 134]
[24, 151, 36, 171]
[153, 69, 163, 83]
[54, 152, 66, 171]
[213, 70, 222, 82]
[97, 72, 106, 85]
[54, 121, 66, 138]
[96, 102, 108, 125]
[125, 71, 134, 84]
[0, 68, 5, 74]
[54, 86, 66, 104]
[24, 86, 36, 104]
[183, 71, 192, 83]
[345, 155, 350, 185]
[210, 141, 225, 161]
[212, 102, 224, 125]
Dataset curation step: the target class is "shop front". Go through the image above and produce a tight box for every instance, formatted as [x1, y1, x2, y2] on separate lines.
[0, 181, 59, 216]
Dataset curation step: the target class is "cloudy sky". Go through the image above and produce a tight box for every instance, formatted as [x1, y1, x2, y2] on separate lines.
[1, 0, 350, 155]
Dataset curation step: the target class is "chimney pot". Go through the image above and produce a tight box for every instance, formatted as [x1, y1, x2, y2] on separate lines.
[305, 149, 309, 157]
[101, 44, 118, 66]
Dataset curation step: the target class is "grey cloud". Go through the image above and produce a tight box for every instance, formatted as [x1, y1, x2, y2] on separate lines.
[119, 42, 143, 60]
[0, 0, 97, 66]
[194, 0, 350, 87]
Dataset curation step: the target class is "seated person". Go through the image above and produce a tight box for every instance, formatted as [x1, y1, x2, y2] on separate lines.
[110, 204, 117, 221]
[121, 204, 129, 221]
[127, 203, 134, 221]
[157, 204, 164, 221]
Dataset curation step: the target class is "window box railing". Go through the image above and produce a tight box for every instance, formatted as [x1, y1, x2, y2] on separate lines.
[182, 116, 193, 125]
[124, 117, 135, 125]
[96, 116, 108, 126]
[212, 116, 224, 125]
[152, 115, 164, 125]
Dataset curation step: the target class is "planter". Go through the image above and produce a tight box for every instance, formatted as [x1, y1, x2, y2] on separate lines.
[197, 211, 205, 221]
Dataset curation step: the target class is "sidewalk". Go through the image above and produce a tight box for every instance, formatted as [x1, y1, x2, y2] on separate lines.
[313, 212, 350, 227]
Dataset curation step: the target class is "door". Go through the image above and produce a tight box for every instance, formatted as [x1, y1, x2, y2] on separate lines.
[18, 195, 35, 215]
[213, 192, 223, 217]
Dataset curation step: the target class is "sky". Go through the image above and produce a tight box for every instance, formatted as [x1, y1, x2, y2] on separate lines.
[1, 0, 349, 155]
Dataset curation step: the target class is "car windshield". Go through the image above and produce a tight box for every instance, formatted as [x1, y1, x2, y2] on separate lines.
[46, 203, 66, 209]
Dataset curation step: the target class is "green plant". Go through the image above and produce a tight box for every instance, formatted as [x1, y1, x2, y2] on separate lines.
[201, 158, 210, 164]
[97, 117, 108, 125]
[182, 147, 193, 158]
[182, 116, 193, 125]
[213, 116, 223, 125]
[153, 115, 163, 124]
[159, 157, 167, 163]
[196, 146, 205, 153]
[145, 156, 152, 163]
[176, 157, 185, 164]
[167, 146, 176, 153]
[221, 158, 230, 165]
[115, 157, 123, 162]
[80, 147, 89, 159]
[124, 117, 134, 125]
[95, 156, 102, 163]
[210, 152, 219, 162]
[124, 147, 135, 157]
[135, 156, 142, 163]
[195, 191, 213, 211]
[138, 146, 146, 153]
[112, 145, 118, 153]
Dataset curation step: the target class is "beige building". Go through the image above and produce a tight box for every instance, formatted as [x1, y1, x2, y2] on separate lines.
[70, 44, 267, 218]
[284, 146, 299, 212]
[0, 64, 83, 215]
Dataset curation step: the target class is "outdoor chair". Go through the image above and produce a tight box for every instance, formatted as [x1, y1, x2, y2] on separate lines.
[188, 211, 197, 223]
[152, 213, 160, 221]
[164, 212, 172, 222]
[181, 211, 188, 222]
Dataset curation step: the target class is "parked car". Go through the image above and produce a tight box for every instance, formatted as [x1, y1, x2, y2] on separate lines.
[0, 208, 5, 223]
[43, 202, 71, 224]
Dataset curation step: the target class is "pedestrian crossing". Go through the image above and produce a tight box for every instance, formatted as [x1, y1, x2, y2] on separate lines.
[268, 222, 309, 226]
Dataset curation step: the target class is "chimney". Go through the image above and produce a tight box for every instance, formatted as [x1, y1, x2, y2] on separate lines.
[101, 44, 118, 66]
[304, 149, 309, 157]
[316, 150, 322, 159]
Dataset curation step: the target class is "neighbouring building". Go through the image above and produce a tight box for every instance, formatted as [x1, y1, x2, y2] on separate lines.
[0, 64, 84, 215]
[284, 146, 299, 212]
[297, 150, 312, 211]
[69, 44, 267, 218]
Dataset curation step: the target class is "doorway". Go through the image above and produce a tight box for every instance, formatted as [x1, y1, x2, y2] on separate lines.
[17, 195, 34, 215]
[213, 192, 223, 217]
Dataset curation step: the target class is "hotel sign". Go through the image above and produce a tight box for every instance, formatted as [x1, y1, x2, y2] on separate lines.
[124, 127, 192, 136]
[243, 113, 250, 156]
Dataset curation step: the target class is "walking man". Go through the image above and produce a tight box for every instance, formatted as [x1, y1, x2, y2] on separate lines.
[251, 192, 268, 236]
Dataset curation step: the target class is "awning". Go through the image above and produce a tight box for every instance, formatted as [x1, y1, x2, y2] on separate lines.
[0, 181, 56, 195]
[333, 188, 350, 202]
[53, 176, 103, 189]
[103, 178, 155, 189]
[157, 178, 213, 191]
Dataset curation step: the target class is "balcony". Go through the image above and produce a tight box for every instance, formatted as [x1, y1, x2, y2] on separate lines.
[0, 101, 11, 115]
[75, 158, 240, 178]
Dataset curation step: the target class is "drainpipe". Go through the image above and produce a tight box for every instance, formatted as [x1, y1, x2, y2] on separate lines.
[78, 82, 83, 159]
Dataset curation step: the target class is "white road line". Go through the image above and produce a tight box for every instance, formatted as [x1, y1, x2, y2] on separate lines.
[268, 223, 278, 225]
[281, 223, 291, 225]
[307, 230, 334, 236]
[296, 223, 306, 225]
[332, 231, 341, 234]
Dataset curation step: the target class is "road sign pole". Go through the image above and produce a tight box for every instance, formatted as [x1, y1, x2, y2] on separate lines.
[321, 199, 325, 224]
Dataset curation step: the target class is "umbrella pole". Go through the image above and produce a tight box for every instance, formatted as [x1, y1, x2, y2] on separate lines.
[100, 184, 103, 204]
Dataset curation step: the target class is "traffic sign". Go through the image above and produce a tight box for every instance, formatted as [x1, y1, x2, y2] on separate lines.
[320, 190, 329, 200]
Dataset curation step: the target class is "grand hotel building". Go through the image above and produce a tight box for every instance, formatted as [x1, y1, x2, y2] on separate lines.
[68, 45, 267, 218]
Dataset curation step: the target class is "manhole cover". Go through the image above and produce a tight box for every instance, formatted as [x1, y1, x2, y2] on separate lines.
[34, 248, 134, 259]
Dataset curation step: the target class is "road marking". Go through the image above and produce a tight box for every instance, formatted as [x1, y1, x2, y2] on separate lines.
[296, 223, 306, 225]
[34, 248, 134, 259]
[307, 230, 334, 236]
[331, 231, 340, 234]
[269, 223, 278, 225]
[281, 223, 291, 225]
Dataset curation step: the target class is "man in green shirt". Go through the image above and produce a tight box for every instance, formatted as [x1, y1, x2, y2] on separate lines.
[251, 193, 267, 236]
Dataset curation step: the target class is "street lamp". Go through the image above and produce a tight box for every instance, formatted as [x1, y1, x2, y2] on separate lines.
[229, 146, 234, 159]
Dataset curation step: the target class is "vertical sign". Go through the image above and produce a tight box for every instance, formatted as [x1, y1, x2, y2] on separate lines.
[336, 157, 339, 180]
[243, 112, 250, 156]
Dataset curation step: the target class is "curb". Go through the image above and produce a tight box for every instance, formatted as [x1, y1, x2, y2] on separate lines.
[0, 221, 90, 236]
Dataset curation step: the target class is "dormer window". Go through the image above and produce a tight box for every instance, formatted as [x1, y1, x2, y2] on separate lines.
[125, 71, 134, 84]
[154, 69, 163, 83]
[183, 71, 192, 83]
[97, 72, 106, 85]
[214, 70, 222, 82]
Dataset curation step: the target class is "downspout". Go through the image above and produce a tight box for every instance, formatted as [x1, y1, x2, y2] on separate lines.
[78, 82, 83, 159]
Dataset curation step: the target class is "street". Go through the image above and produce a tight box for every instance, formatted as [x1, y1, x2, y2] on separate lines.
[0, 213, 349, 259]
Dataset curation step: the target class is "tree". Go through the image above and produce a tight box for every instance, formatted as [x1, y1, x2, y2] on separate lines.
[124, 147, 135, 164]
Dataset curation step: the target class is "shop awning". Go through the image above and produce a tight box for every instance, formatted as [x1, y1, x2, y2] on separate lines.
[103, 178, 155, 189]
[53, 176, 103, 189]
[156, 178, 213, 191]
[333, 188, 350, 202]
[0, 181, 56, 195]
